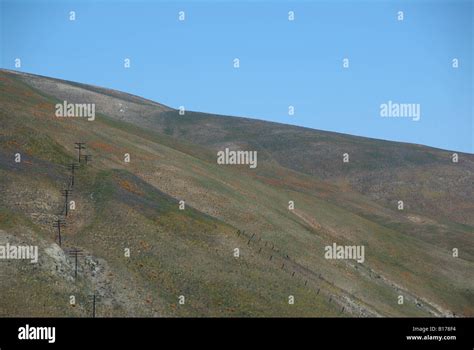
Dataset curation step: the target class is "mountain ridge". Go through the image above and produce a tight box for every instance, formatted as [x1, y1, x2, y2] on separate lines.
[3, 68, 469, 155]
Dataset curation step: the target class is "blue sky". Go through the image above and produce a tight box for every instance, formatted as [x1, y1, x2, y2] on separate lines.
[1, 0, 472, 152]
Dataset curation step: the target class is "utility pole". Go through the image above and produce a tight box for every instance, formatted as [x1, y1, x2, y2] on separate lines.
[92, 294, 96, 318]
[61, 189, 72, 216]
[67, 163, 80, 187]
[52, 218, 66, 246]
[65, 248, 83, 279]
[90, 294, 100, 318]
[74, 143, 86, 163]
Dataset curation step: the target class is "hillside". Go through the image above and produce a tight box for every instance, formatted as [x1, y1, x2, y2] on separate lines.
[0, 68, 473, 317]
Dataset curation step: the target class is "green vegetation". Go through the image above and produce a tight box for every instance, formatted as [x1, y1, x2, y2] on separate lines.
[0, 69, 472, 317]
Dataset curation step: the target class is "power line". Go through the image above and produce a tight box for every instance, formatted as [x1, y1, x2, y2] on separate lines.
[61, 189, 72, 216]
[65, 248, 84, 279]
[67, 162, 80, 187]
[52, 218, 66, 246]
[74, 142, 86, 163]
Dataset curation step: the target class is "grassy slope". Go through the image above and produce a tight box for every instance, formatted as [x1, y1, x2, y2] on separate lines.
[0, 73, 339, 316]
[0, 70, 472, 316]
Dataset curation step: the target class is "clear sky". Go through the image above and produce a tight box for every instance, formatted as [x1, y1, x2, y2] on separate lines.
[1, 0, 472, 153]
